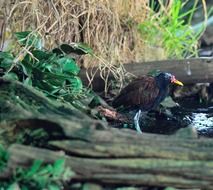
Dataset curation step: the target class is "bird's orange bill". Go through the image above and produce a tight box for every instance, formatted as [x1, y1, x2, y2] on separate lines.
[172, 79, 183, 86]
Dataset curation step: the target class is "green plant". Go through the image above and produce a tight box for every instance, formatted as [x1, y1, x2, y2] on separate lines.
[0, 145, 9, 172]
[138, 0, 206, 58]
[0, 158, 74, 190]
[0, 31, 92, 102]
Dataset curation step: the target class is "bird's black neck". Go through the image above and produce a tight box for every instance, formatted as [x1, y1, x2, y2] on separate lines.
[154, 77, 170, 108]
[155, 76, 170, 90]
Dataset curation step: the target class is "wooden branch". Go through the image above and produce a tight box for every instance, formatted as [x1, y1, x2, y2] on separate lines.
[79, 58, 213, 91]
[97, 106, 131, 123]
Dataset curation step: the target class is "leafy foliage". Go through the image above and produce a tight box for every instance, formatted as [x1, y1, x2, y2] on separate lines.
[138, 0, 201, 58]
[0, 145, 9, 172]
[15, 31, 43, 49]
[52, 43, 93, 55]
[0, 158, 74, 190]
[0, 31, 91, 101]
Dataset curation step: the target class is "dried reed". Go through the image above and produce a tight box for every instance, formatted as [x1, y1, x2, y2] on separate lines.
[0, 0, 150, 92]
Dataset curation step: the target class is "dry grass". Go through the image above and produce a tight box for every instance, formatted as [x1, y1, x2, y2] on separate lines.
[0, 0, 152, 92]
[1, 0, 149, 63]
[0, 0, 207, 93]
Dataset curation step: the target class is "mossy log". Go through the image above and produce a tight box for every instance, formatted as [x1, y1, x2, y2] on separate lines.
[0, 78, 213, 189]
[80, 58, 213, 91]
[3, 142, 213, 190]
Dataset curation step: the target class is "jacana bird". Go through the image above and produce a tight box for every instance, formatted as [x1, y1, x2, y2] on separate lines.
[112, 72, 183, 133]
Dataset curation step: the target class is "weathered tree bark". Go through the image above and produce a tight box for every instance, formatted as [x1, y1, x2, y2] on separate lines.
[79, 58, 213, 91]
[0, 78, 213, 189]
[2, 136, 213, 190]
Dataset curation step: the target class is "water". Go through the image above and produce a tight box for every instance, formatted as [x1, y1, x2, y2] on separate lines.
[141, 102, 213, 137]
[176, 98, 213, 137]
[191, 112, 213, 129]
[184, 109, 213, 137]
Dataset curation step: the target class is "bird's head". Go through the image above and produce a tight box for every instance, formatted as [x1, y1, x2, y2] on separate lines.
[155, 72, 183, 88]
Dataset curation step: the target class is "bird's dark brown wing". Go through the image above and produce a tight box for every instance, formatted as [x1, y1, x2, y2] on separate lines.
[112, 76, 160, 110]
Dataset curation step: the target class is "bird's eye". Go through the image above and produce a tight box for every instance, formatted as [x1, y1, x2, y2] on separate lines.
[170, 76, 175, 82]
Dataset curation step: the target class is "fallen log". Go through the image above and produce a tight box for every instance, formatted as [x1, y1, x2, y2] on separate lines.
[79, 58, 213, 91]
[0, 78, 213, 189]
[2, 135, 213, 190]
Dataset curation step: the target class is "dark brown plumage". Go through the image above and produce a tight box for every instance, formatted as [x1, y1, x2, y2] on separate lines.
[112, 76, 160, 111]
[113, 72, 183, 111]
[112, 72, 183, 133]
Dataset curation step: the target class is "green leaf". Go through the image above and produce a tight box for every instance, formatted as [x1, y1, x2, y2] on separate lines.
[50, 87, 61, 95]
[58, 89, 67, 95]
[37, 164, 53, 176]
[19, 185, 29, 190]
[6, 183, 20, 190]
[0, 145, 9, 172]
[0, 51, 14, 60]
[24, 77, 32, 86]
[3, 72, 19, 80]
[25, 160, 43, 178]
[43, 73, 66, 86]
[72, 43, 93, 55]
[34, 175, 49, 187]
[20, 61, 33, 76]
[43, 63, 54, 73]
[32, 50, 52, 61]
[15, 31, 43, 49]
[67, 76, 83, 94]
[52, 47, 63, 55]
[88, 95, 102, 108]
[48, 184, 60, 190]
[0, 52, 14, 70]
[52, 43, 93, 55]
[57, 57, 80, 75]
[36, 80, 60, 92]
[52, 159, 65, 177]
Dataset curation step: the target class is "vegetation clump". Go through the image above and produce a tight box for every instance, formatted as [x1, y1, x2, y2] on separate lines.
[0, 31, 92, 102]
[0, 147, 73, 190]
[138, 0, 207, 59]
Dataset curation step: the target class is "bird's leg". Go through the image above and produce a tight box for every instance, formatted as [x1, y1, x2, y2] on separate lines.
[134, 110, 142, 134]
